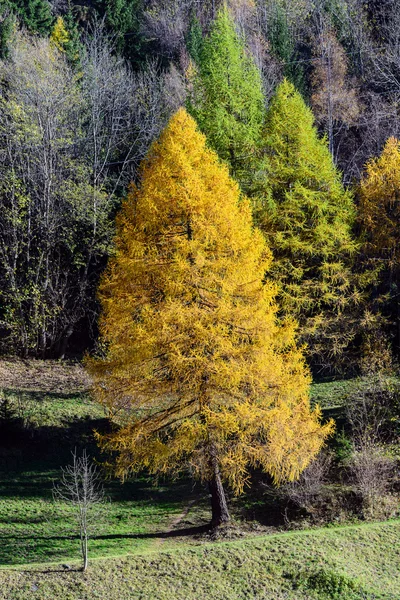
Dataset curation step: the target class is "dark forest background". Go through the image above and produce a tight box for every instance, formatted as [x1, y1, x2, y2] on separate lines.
[1, 0, 400, 377]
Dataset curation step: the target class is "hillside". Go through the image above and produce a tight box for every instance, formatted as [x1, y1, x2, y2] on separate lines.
[1, 1, 400, 596]
[0, 359, 398, 600]
[1, 520, 399, 599]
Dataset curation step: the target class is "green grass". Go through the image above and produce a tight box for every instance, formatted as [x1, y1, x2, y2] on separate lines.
[310, 374, 400, 410]
[0, 389, 105, 429]
[310, 379, 357, 409]
[0, 520, 399, 599]
[2, 378, 356, 437]
[0, 469, 199, 565]
[1, 367, 399, 598]
[0, 389, 208, 566]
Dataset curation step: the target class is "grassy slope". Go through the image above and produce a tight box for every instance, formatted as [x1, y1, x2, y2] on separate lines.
[1, 377, 349, 568]
[1, 520, 399, 600]
[0, 363, 209, 566]
[0, 392, 205, 565]
[1, 361, 399, 598]
[0, 467, 201, 565]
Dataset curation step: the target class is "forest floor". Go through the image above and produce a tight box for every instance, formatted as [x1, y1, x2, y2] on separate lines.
[0, 359, 399, 599]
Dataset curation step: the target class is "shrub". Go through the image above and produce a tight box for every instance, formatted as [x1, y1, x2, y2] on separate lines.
[333, 429, 353, 465]
[280, 451, 332, 514]
[349, 446, 397, 519]
[294, 568, 365, 599]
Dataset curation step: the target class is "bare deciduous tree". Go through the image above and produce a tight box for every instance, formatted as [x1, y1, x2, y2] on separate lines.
[53, 450, 105, 571]
[141, 0, 192, 60]
[311, 24, 360, 161]
[0, 25, 178, 358]
[0, 32, 114, 357]
[345, 375, 397, 449]
[349, 447, 396, 518]
[280, 451, 332, 514]
[346, 375, 398, 517]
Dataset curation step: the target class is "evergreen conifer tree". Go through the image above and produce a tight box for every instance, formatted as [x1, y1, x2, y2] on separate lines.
[259, 79, 358, 370]
[187, 4, 265, 194]
[63, 10, 82, 65]
[102, 0, 144, 65]
[87, 108, 333, 526]
[0, 1, 15, 59]
[186, 14, 203, 64]
[267, 1, 305, 92]
[14, 0, 52, 36]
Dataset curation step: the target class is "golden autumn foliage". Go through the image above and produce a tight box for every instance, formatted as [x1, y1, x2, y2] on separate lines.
[87, 109, 333, 519]
[50, 17, 69, 54]
[358, 137, 400, 359]
[358, 137, 400, 267]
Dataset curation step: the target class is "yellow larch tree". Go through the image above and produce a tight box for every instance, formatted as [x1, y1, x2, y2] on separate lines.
[87, 108, 333, 526]
[359, 137, 400, 266]
[50, 16, 69, 54]
[358, 137, 400, 358]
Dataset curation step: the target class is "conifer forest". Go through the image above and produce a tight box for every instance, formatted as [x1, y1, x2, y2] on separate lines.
[0, 2, 400, 599]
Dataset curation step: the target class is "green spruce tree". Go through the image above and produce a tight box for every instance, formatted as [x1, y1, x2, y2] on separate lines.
[0, 1, 14, 59]
[259, 79, 359, 371]
[14, 0, 52, 36]
[267, 1, 304, 92]
[63, 10, 82, 65]
[186, 14, 203, 64]
[187, 4, 265, 193]
[102, 0, 144, 65]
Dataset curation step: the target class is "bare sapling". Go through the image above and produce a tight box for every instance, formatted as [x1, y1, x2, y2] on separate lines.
[346, 375, 398, 517]
[282, 451, 332, 515]
[53, 449, 105, 571]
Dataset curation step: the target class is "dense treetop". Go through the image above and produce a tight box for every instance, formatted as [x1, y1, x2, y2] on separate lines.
[187, 5, 265, 192]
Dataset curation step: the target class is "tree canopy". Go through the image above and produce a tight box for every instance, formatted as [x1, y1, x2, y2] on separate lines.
[258, 78, 358, 370]
[187, 4, 265, 193]
[87, 108, 333, 526]
[358, 137, 400, 356]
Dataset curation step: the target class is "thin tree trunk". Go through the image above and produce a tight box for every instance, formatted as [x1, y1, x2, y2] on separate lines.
[83, 536, 88, 572]
[82, 529, 88, 572]
[208, 450, 230, 528]
[57, 326, 74, 359]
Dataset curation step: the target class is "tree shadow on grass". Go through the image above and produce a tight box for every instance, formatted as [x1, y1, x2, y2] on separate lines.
[1, 388, 90, 402]
[98, 524, 211, 540]
[0, 524, 211, 566]
[1, 524, 210, 545]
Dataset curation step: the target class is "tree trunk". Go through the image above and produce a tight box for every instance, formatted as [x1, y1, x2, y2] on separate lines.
[57, 326, 74, 359]
[82, 530, 88, 572]
[208, 453, 230, 528]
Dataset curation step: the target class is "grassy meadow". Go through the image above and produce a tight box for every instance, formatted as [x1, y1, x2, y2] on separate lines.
[0, 367, 209, 566]
[1, 520, 399, 599]
[0, 360, 399, 598]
